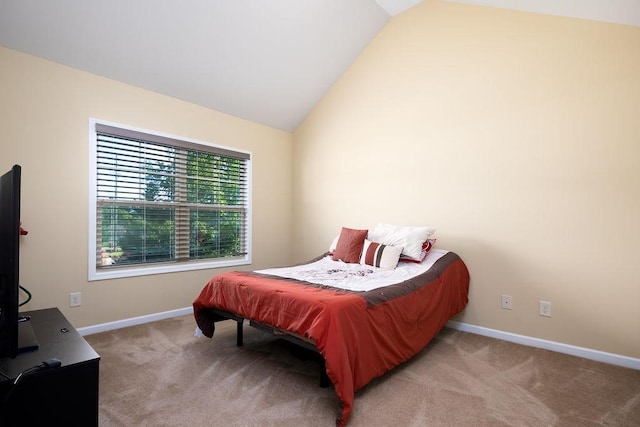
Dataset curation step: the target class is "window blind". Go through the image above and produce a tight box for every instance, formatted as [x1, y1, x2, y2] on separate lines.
[94, 124, 249, 271]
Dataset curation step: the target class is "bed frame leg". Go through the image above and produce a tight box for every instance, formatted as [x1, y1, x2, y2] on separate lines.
[236, 320, 243, 347]
[319, 358, 329, 388]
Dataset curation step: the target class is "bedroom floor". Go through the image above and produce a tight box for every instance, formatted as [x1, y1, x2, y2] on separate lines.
[85, 315, 640, 426]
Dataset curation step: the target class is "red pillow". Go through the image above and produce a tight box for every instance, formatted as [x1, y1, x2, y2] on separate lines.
[332, 227, 368, 263]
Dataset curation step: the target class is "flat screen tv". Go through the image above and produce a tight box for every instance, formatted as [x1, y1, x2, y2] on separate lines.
[0, 165, 21, 358]
[0, 165, 38, 359]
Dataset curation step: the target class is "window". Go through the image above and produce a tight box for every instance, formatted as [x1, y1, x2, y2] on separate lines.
[89, 120, 251, 280]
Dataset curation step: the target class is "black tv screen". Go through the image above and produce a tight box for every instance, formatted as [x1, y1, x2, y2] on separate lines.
[0, 164, 21, 358]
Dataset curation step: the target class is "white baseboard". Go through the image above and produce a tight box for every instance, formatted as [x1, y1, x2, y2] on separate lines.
[77, 307, 193, 336]
[77, 308, 639, 371]
[447, 320, 640, 371]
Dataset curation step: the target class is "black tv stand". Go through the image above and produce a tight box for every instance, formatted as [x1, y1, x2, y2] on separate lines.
[0, 308, 100, 426]
[17, 318, 39, 353]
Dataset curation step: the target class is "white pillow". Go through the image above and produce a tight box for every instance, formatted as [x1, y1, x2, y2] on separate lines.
[367, 223, 435, 260]
[359, 239, 403, 270]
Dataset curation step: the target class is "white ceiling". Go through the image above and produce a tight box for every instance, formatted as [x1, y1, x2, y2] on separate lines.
[1, 1, 639, 132]
[447, 0, 640, 26]
[448, 0, 640, 28]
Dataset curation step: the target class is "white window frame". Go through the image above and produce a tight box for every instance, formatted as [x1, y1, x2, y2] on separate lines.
[88, 118, 252, 281]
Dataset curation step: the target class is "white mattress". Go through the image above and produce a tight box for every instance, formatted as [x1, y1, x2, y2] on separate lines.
[255, 248, 449, 292]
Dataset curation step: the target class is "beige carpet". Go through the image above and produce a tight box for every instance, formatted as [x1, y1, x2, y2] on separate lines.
[84, 315, 640, 426]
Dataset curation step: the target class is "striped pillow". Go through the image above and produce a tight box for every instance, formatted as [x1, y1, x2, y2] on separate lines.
[359, 239, 403, 270]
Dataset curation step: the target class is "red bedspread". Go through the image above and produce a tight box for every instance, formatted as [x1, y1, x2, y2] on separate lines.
[193, 252, 469, 426]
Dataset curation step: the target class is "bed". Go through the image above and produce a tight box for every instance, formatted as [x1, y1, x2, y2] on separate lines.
[193, 224, 470, 426]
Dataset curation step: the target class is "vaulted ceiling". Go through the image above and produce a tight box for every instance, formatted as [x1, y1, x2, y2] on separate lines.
[1, 0, 638, 132]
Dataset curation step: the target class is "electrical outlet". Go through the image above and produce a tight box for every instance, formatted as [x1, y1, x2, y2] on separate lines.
[501, 294, 512, 310]
[539, 300, 551, 317]
[70, 292, 81, 307]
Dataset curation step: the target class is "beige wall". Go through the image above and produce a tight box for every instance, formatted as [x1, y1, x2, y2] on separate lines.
[2, 0, 638, 360]
[0, 46, 293, 328]
[293, 1, 640, 358]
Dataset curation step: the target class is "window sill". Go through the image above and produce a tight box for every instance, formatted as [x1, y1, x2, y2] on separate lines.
[88, 256, 251, 281]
